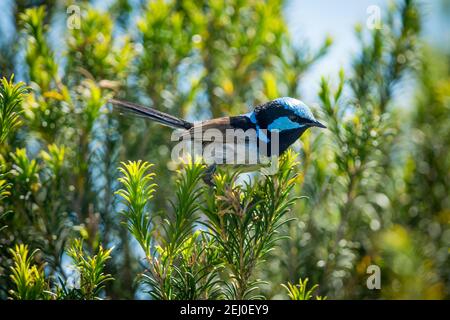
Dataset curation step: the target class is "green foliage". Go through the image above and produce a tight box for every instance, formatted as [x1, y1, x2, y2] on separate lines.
[40, 144, 65, 178]
[116, 160, 223, 299]
[266, 0, 439, 300]
[148, 161, 221, 300]
[0, 76, 27, 144]
[64, 239, 114, 300]
[143, 231, 224, 300]
[116, 154, 300, 300]
[20, 6, 59, 92]
[282, 278, 326, 300]
[0, 171, 10, 232]
[116, 161, 156, 257]
[67, 6, 134, 83]
[374, 47, 450, 299]
[2, 144, 71, 276]
[10, 148, 40, 192]
[203, 151, 299, 299]
[8, 241, 113, 300]
[162, 160, 205, 257]
[8, 244, 49, 300]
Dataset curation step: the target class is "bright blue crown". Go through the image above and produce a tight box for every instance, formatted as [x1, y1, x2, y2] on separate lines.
[273, 97, 316, 122]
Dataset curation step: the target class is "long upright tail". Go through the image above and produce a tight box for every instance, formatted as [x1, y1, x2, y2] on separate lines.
[109, 99, 193, 130]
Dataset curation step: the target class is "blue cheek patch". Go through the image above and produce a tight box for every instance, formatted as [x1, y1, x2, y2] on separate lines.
[268, 116, 301, 131]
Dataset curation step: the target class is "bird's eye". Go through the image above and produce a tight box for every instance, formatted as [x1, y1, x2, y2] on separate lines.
[288, 115, 298, 122]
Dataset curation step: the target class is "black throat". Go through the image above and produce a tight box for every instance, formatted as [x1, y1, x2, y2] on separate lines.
[262, 127, 307, 157]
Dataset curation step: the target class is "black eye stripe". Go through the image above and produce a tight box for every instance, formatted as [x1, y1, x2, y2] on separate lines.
[300, 117, 315, 124]
[288, 115, 312, 124]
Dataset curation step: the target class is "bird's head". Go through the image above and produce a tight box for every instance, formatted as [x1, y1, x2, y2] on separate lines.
[251, 97, 326, 132]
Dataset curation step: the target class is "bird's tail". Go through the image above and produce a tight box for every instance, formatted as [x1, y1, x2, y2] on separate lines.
[109, 99, 193, 130]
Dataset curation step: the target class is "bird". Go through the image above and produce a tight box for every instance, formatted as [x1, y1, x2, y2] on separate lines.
[110, 97, 326, 184]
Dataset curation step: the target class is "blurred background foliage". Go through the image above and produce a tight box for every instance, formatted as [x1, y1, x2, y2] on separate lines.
[0, 0, 448, 299]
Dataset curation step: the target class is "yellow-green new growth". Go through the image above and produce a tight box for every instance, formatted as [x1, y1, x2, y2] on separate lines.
[8, 244, 49, 300]
[67, 239, 114, 300]
[282, 278, 326, 300]
[116, 160, 157, 257]
[0, 76, 28, 144]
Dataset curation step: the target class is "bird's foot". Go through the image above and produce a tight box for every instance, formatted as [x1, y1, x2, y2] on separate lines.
[202, 164, 217, 186]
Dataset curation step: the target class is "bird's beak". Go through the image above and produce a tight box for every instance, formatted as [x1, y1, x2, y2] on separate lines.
[312, 120, 327, 129]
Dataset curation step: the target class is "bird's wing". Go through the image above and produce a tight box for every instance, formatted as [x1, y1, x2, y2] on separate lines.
[179, 116, 256, 142]
[180, 117, 234, 141]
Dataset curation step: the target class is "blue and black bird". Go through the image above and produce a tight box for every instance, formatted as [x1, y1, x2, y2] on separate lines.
[110, 97, 326, 184]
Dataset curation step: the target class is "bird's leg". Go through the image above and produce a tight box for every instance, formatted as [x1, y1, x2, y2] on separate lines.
[202, 163, 217, 186]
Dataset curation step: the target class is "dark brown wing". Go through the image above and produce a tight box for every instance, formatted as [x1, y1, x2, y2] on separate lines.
[180, 117, 233, 141]
[178, 115, 257, 142]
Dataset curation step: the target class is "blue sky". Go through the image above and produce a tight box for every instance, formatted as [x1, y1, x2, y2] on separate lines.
[284, 0, 385, 100]
[284, 0, 449, 102]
